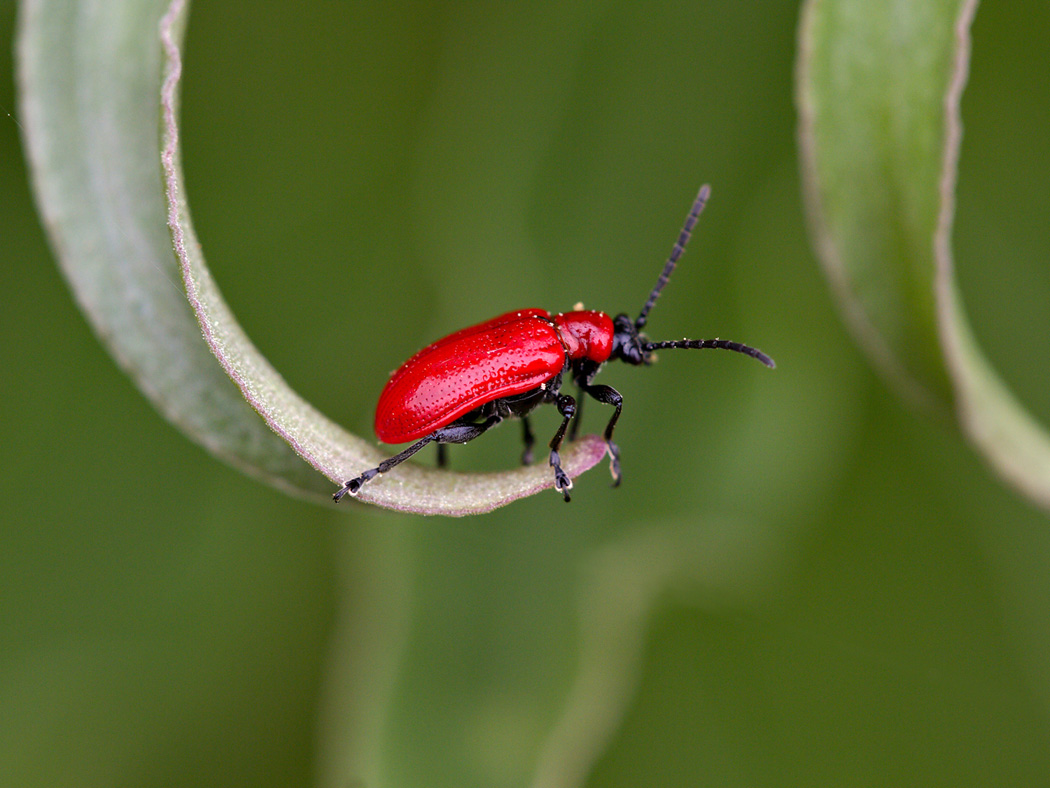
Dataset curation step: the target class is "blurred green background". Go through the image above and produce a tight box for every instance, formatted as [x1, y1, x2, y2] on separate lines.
[4, 1, 1050, 786]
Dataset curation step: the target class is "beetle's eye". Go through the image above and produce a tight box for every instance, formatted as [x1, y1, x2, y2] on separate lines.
[623, 338, 643, 366]
[631, 334, 649, 365]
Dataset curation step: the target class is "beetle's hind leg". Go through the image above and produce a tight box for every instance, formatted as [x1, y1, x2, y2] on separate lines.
[333, 415, 502, 502]
[333, 435, 435, 501]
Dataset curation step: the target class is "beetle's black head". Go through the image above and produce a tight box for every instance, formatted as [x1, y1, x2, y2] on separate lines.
[611, 313, 651, 366]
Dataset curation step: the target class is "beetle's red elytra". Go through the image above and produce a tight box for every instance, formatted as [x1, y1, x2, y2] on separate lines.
[335, 185, 774, 503]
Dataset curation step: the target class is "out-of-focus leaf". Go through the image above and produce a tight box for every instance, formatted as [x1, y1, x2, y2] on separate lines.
[797, 0, 1050, 512]
[18, 0, 605, 515]
[18, 0, 325, 496]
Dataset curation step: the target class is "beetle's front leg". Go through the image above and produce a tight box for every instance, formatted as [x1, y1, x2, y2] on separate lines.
[580, 383, 623, 485]
[547, 394, 577, 502]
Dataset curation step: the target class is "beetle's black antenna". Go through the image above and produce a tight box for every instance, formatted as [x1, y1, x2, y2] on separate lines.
[643, 338, 775, 368]
[635, 184, 711, 332]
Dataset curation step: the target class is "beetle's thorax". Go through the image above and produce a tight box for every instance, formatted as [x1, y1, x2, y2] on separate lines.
[552, 310, 614, 364]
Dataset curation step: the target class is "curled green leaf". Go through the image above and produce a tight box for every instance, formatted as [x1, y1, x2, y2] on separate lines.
[798, 0, 1050, 512]
[19, 0, 605, 515]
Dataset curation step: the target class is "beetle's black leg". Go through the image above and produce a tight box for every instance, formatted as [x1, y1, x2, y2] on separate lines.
[436, 442, 448, 468]
[579, 383, 623, 485]
[520, 416, 535, 465]
[334, 435, 436, 501]
[547, 394, 577, 502]
[434, 415, 502, 445]
[567, 360, 601, 443]
[334, 415, 502, 502]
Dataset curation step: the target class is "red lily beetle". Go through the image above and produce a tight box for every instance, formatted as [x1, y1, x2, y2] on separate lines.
[334, 185, 774, 503]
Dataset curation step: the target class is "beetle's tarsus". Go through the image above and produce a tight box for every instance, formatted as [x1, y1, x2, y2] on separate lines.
[333, 478, 362, 503]
[549, 446, 574, 502]
[333, 468, 380, 502]
[606, 440, 622, 486]
[556, 478, 573, 501]
[555, 473, 573, 503]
